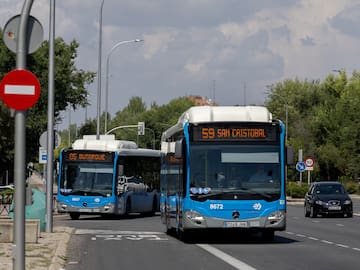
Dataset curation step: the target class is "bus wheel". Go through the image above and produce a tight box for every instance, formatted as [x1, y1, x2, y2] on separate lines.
[262, 231, 274, 242]
[150, 197, 157, 216]
[70, 213, 80, 220]
[125, 199, 131, 216]
[178, 229, 192, 243]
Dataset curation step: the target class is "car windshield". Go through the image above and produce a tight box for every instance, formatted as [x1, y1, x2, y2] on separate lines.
[315, 184, 345, 195]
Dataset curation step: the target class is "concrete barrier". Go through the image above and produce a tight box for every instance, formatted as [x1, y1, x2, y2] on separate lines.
[0, 218, 40, 243]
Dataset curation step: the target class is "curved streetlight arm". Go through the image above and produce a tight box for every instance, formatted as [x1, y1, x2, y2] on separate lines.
[104, 39, 144, 133]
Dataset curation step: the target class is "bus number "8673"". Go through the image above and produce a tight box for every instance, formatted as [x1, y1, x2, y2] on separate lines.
[210, 204, 224, 210]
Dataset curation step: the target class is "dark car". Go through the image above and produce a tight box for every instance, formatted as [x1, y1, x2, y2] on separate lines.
[304, 181, 353, 218]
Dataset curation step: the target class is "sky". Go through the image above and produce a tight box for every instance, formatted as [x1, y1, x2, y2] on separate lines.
[1, 0, 360, 131]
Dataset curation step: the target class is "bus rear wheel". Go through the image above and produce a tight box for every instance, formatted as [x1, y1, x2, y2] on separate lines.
[70, 213, 80, 220]
[125, 199, 131, 216]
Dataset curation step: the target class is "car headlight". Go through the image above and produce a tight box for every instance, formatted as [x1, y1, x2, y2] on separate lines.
[315, 200, 324, 205]
[344, 200, 352, 205]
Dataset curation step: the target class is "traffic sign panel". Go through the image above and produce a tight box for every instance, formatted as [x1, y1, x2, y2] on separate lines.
[305, 157, 315, 167]
[296, 161, 306, 172]
[0, 69, 41, 110]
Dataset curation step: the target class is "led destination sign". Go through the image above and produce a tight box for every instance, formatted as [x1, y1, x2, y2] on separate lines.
[192, 124, 278, 142]
[63, 151, 114, 162]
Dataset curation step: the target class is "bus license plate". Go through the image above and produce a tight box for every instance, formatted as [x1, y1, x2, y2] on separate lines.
[224, 221, 247, 228]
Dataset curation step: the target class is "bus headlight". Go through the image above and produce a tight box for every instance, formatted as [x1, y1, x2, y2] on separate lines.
[59, 204, 67, 210]
[103, 204, 114, 212]
[185, 210, 205, 225]
[267, 210, 285, 225]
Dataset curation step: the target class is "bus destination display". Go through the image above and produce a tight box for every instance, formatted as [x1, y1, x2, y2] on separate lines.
[191, 124, 278, 142]
[63, 151, 114, 162]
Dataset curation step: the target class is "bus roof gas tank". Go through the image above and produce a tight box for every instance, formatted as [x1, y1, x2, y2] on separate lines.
[72, 135, 138, 151]
[178, 106, 273, 124]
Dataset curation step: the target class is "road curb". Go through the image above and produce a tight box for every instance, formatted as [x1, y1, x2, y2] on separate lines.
[49, 226, 75, 270]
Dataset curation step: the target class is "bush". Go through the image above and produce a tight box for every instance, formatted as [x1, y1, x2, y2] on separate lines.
[286, 181, 308, 198]
[344, 182, 359, 194]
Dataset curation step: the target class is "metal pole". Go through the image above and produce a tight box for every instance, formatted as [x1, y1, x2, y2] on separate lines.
[96, 0, 105, 139]
[14, 1, 33, 269]
[104, 39, 143, 133]
[272, 93, 288, 144]
[45, 0, 56, 233]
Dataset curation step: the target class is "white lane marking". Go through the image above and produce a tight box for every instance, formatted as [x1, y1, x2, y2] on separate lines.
[286, 231, 360, 252]
[336, 244, 349, 248]
[197, 244, 257, 270]
[75, 229, 168, 241]
[75, 229, 165, 235]
[321, 240, 334, 245]
[336, 224, 344, 227]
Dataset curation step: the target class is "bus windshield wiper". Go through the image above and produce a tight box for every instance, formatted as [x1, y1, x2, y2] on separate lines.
[67, 190, 107, 197]
[195, 188, 273, 200]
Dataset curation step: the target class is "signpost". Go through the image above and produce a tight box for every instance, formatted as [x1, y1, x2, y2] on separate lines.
[305, 157, 315, 185]
[1, 1, 43, 268]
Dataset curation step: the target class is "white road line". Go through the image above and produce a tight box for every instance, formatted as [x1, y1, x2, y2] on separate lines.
[287, 231, 360, 252]
[336, 244, 349, 248]
[197, 244, 257, 270]
[321, 240, 334, 245]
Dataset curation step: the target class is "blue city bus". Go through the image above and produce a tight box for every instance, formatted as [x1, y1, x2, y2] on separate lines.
[57, 135, 160, 220]
[160, 106, 293, 241]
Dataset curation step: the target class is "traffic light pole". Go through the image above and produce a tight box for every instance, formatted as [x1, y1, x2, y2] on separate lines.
[14, 1, 34, 269]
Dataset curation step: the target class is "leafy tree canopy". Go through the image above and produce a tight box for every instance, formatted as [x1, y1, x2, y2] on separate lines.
[0, 28, 95, 183]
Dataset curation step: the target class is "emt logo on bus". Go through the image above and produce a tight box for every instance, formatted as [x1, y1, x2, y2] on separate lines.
[191, 124, 278, 142]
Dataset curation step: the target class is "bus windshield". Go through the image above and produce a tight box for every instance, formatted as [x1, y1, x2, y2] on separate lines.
[60, 163, 114, 197]
[189, 143, 281, 201]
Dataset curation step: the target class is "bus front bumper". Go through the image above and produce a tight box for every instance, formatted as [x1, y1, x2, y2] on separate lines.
[57, 202, 116, 214]
[182, 210, 286, 230]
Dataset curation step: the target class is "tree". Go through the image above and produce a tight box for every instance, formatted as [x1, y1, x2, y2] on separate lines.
[0, 29, 95, 183]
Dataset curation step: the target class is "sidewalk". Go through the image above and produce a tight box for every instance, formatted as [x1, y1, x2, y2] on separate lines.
[0, 225, 73, 270]
[0, 173, 73, 270]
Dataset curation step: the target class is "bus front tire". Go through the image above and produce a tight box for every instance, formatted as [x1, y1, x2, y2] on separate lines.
[262, 230, 275, 242]
[70, 213, 80, 220]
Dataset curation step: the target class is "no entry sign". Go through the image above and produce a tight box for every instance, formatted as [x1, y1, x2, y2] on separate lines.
[0, 69, 41, 110]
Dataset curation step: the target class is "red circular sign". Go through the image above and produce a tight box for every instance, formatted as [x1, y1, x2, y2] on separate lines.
[0, 69, 41, 110]
[305, 157, 315, 167]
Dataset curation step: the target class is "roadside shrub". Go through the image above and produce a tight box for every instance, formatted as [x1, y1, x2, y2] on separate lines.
[344, 182, 359, 194]
[286, 181, 308, 198]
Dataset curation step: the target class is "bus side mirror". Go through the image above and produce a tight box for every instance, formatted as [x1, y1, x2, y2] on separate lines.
[175, 140, 183, 158]
[286, 146, 294, 165]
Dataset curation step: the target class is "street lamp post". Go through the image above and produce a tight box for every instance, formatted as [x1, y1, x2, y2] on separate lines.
[272, 93, 288, 144]
[104, 39, 144, 133]
[96, 0, 105, 139]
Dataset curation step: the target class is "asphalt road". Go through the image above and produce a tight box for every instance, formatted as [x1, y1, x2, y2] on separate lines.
[56, 200, 360, 270]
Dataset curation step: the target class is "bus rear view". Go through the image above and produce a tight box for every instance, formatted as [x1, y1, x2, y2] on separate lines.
[160, 106, 292, 241]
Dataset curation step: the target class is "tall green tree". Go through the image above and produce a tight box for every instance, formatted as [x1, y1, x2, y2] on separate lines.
[0, 29, 95, 183]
